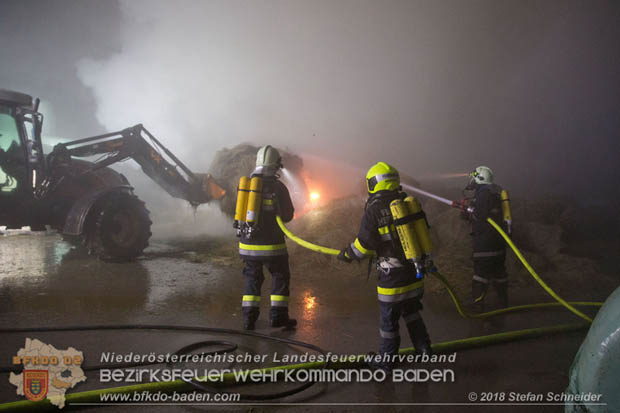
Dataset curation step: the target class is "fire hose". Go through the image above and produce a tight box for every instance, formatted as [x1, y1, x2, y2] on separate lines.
[275, 216, 601, 322]
[400, 183, 601, 322]
[0, 190, 603, 411]
[0, 322, 590, 412]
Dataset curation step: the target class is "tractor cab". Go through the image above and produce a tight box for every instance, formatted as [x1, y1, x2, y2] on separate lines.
[0, 90, 46, 198]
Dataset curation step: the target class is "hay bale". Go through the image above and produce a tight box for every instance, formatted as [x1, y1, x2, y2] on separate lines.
[208, 144, 304, 216]
[288, 196, 365, 263]
[282, 186, 606, 298]
[512, 222, 564, 255]
[203, 155, 615, 298]
[208, 144, 257, 216]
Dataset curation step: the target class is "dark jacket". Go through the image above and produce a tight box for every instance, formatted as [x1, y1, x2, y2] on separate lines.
[239, 176, 294, 258]
[351, 190, 407, 261]
[471, 184, 505, 253]
[350, 190, 425, 292]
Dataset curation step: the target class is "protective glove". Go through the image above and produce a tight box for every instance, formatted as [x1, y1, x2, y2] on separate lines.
[456, 199, 471, 221]
[337, 247, 353, 263]
[424, 256, 437, 273]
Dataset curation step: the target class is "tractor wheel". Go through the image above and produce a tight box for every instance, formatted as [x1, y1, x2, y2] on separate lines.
[84, 193, 152, 262]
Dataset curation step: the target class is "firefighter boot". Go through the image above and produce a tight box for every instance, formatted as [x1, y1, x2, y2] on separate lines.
[243, 310, 258, 331]
[269, 317, 297, 328]
[408, 318, 433, 356]
[269, 302, 297, 328]
[366, 352, 394, 374]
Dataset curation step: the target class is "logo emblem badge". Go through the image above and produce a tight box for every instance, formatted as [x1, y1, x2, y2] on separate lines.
[24, 370, 48, 402]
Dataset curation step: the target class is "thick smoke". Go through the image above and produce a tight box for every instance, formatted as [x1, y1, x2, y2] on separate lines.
[0, 0, 617, 239]
[75, 0, 619, 204]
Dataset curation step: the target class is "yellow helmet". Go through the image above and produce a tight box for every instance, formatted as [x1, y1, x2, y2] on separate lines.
[366, 162, 400, 193]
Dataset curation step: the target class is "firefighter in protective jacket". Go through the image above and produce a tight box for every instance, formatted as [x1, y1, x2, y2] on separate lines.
[238, 145, 296, 330]
[464, 166, 509, 307]
[338, 162, 433, 370]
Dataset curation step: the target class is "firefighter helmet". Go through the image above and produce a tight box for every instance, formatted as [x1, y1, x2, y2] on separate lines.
[469, 166, 494, 185]
[366, 162, 400, 193]
[254, 145, 282, 176]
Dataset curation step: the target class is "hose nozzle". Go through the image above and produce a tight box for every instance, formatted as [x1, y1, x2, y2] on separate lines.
[452, 199, 474, 213]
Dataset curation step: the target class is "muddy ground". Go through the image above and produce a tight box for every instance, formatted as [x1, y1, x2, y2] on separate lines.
[0, 219, 617, 412]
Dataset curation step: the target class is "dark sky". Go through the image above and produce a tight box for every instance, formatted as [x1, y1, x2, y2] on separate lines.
[1, 0, 619, 202]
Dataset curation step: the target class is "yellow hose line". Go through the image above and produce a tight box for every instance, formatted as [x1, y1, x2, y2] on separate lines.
[0, 217, 600, 411]
[486, 217, 595, 323]
[0, 322, 589, 412]
[432, 269, 601, 319]
[276, 215, 602, 321]
[276, 215, 340, 256]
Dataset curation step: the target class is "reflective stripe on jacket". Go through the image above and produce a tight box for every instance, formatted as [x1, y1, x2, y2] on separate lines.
[239, 242, 287, 257]
[377, 280, 424, 303]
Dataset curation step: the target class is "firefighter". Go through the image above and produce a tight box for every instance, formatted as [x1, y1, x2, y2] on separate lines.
[337, 162, 432, 371]
[239, 145, 296, 330]
[464, 166, 508, 307]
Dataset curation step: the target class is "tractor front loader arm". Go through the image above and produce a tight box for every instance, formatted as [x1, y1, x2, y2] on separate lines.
[50, 124, 226, 206]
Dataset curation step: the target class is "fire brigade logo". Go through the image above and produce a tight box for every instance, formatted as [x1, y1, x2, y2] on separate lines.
[9, 338, 86, 408]
[23, 370, 49, 402]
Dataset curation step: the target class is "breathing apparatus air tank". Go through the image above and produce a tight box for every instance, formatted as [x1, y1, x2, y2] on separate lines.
[404, 196, 436, 272]
[245, 176, 263, 236]
[233, 176, 251, 236]
[500, 189, 512, 235]
[390, 198, 424, 279]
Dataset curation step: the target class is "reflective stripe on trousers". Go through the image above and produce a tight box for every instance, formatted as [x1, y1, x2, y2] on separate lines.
[377, 280, 424, 303]
[378, 292, 424, 356]
[472, 274, 489, 284]
[242, 256, 291, 322]
[271, 294, 289, 307]
[242, 295, 261, 307]
[239, 242, 287, 257]
[380, 329, 399, 339]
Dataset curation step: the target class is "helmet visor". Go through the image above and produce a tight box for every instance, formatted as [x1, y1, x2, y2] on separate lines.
[367, 172, 399, 192]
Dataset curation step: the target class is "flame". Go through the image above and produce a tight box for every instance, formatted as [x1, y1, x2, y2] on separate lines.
[304, 292, 316, 310]
[310, 192, 320, 201]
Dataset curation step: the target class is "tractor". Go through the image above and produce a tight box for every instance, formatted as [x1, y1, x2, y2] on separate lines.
[0, 89, 225, 261]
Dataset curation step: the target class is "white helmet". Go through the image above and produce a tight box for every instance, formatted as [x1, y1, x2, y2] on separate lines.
[469, 166, 494, 185]
[253, 145, 282, 176]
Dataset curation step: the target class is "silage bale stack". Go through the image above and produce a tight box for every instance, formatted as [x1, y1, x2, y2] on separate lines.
[208, 144, 304, 216]
[206, 147, 617, 299]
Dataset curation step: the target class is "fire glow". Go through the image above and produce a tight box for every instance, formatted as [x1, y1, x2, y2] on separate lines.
[305, 293, 316, 310]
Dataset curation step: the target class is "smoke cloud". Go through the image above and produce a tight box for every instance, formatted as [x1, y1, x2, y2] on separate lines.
[74, 0, 619, 202]
[2, 0, 619, 226]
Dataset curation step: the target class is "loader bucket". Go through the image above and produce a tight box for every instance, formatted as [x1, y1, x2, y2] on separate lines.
[194, 173, 226, 202]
